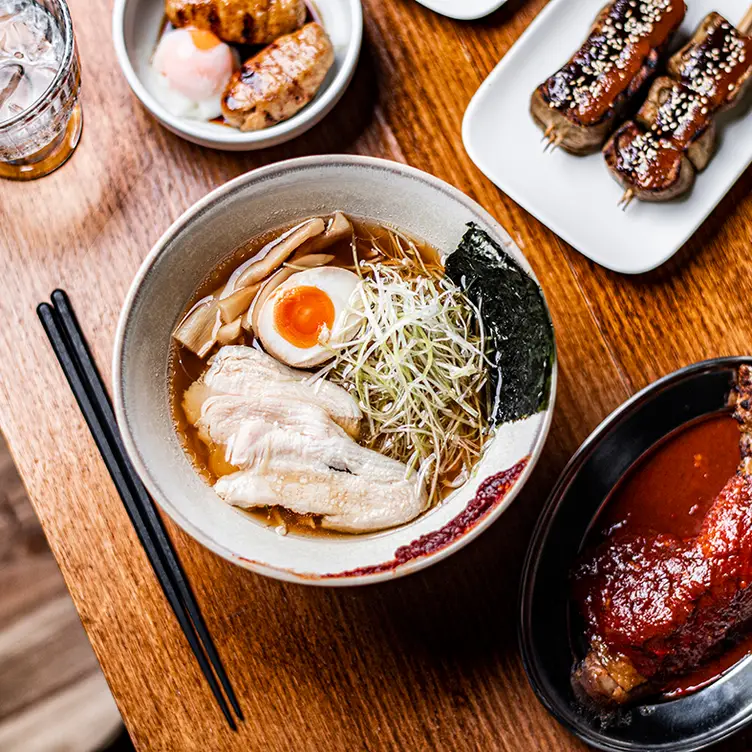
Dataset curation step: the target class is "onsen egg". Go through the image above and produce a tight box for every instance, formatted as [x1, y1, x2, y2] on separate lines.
[256, 267, 364, 368]
[147, 27, 238, 120]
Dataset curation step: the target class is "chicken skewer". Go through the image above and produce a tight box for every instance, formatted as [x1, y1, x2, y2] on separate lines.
[604, 8, 752, 208]
[165, 0, 306, 45]
[572, 365, 752, 706]
[221, 22, 334, 131]
[531, 0, 686, 155]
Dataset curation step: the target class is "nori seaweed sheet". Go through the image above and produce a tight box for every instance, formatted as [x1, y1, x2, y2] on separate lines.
[444, 223, 554, 425]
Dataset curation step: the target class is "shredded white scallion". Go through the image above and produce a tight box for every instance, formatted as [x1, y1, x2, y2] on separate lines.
[316, 255, 490, 506]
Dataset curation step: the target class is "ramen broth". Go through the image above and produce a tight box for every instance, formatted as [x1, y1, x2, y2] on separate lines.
[170, 216, 454, 535]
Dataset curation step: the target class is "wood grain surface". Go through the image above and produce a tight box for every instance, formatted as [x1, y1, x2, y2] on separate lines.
[1, 0, 751, 749]
[0, 435, 122, 751]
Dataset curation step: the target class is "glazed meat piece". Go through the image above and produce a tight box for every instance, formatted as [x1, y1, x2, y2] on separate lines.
[602, 121, 696, 202]
[165, 0, 306, 45]
[531, 0, 686, 155]
[221, 22, 334, 131]
[603, 12, 752, 203]
[667, 12, 752, 111]
[635, 76, 716, 169]
[572, 365, 752, 706]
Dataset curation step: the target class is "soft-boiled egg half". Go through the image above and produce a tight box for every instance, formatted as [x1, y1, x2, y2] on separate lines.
[256, 267, 364, 368]
[147, 27, 238, 120]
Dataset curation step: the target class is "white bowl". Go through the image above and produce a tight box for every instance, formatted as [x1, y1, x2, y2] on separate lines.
[113, 155, 557, 585]
[414, 0, 508, 21]
[112, 0, 362, 150]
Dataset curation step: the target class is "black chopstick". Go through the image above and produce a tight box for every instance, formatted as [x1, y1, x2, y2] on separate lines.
[49, 290, 243, 721]
[37, 292, 242, 730]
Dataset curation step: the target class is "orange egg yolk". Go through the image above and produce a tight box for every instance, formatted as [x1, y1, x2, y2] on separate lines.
[189, 28, 222, 50]
[273, 286, 335, 349]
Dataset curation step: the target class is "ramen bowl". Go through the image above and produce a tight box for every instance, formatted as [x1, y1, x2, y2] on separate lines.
[113, 155, 557, 585]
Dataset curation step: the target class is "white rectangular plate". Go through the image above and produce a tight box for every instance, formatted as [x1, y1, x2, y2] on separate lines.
[462, 0, 752, 274]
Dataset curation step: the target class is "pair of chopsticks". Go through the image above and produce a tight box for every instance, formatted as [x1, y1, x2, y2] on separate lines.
[37, 290, 243, 730]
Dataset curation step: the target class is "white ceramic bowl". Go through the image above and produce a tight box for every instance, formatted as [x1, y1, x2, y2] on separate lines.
[414, 0, 508, 21]
[113, 156, 557, 585]
[112, 0, 362, 150]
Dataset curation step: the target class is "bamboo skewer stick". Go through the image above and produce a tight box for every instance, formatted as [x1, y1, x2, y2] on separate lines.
[618, 189, 635, 211]
[541, 124, 558, 152]
[738, 4, 752, 36]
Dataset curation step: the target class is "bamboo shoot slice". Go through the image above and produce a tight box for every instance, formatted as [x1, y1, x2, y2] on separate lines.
[232, 218, 325, 290]
[217, 283, 261, 323]
[173, 299, 221, 358]
[292, 212, 353, 260]
[216, 317, 243, 345]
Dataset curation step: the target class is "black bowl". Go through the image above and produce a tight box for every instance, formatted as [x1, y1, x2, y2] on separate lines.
[520, 357, 752, 752]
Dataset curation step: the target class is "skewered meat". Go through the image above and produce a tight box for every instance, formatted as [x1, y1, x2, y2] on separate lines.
[531, 0, 686, 155]
[602, 119, 699, 202]
[634, 76, 716, 169]
[165, 0, 306, 45]
[572, 365, 752, 706]
[603, 12, 752, 203]
[221, 22, 333, 131]
[668, 12, 752, 111]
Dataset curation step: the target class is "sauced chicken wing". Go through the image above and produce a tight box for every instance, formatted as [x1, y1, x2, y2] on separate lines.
[165, 0, 306, 45]
[572, 365, 752, 706]
[221, 22, 334, 131]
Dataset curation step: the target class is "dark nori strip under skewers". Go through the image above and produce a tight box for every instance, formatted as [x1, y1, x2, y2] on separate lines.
[445, 223, 554, 425]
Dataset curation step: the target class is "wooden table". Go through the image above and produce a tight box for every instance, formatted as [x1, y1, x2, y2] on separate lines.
[2, 0, 752, 748]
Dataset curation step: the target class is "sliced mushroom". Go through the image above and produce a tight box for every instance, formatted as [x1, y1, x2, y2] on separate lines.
[242, 253, 336, 333]
[173, 298, 222, 358]
[282, 252, 335, 272]
[232, 218, 326, 290]
[216, 317, 243, 345]
[217, 282, 262, 323]
[292, 212, 353, 260]
[242, 268, 294, 333]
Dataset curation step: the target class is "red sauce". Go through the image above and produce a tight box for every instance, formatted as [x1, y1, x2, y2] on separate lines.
[596, 413, 740, 541]
[582, 412, 751, 698]
[323, 458, 529, 579]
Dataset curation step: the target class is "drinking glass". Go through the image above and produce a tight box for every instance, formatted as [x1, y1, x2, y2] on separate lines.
[0, 0, 82, 180]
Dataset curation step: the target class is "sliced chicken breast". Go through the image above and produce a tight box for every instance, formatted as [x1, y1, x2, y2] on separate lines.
[215, 466, 427, 533]
[196, 394, 344, 449]
[200, 346, 362, 437]
[200, 411, 411, 483]
[184, 344, 428, 533]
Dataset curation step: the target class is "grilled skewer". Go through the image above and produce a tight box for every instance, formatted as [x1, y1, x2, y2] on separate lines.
[531, 0, 686, 155]
[165, 0, 306, 45]
[604, 9, 752, 204]
[221, 22, 334, 131]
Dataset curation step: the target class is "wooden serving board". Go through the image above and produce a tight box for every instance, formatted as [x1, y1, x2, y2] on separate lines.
[1, 0, 751, 749]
